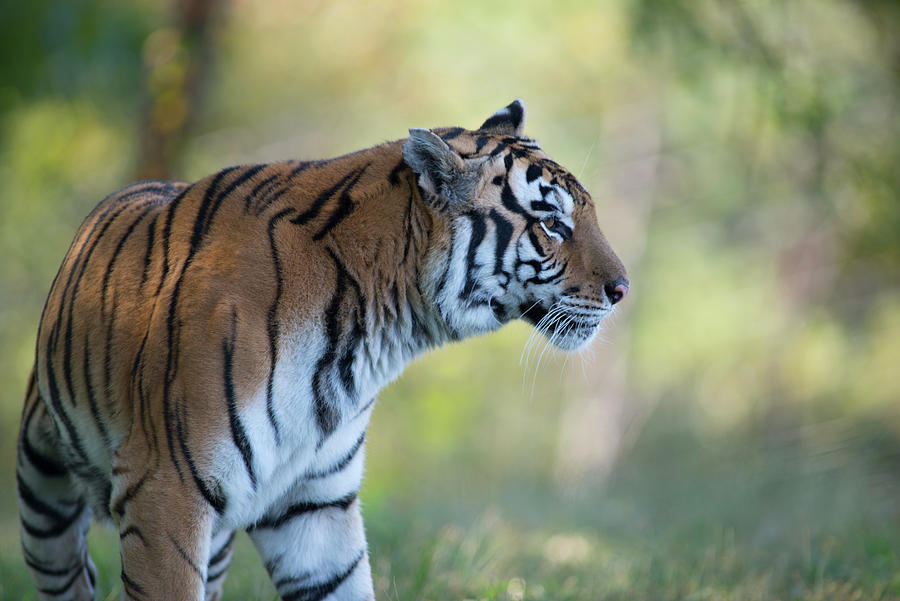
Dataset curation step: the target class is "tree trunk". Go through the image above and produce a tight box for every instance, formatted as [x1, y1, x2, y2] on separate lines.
[136, 0, 223, 180]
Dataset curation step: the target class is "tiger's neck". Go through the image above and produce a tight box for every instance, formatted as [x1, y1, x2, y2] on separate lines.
[279, 142, 456, 398]
[348, 176, 453, 394]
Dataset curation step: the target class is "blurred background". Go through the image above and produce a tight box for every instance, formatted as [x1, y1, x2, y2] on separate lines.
[1, 1, 899, 599]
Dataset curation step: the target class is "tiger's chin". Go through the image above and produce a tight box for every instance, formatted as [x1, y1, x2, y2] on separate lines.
[548, 323, 602, 351]
[518, 300, 610, 352]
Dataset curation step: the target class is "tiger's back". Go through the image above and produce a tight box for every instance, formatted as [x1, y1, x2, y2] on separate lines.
[18, 101, 628, 601]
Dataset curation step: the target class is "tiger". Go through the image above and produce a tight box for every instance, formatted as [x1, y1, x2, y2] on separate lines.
[16, 99, 628, 601]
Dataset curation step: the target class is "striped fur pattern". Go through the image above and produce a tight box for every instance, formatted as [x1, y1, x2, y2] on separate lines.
[17, 100, 627, 600]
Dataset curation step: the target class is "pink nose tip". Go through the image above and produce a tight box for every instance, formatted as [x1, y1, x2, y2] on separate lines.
[604, 278, 629, 305]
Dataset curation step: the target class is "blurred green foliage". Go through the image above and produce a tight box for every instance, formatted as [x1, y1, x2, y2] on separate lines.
[1, 1, 899, 599]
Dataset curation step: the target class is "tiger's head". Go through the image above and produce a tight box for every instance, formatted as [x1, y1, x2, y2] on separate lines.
[404, 99, 628, 350]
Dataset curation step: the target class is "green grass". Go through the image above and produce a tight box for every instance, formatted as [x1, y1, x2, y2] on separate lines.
[2, 405, 898, 601]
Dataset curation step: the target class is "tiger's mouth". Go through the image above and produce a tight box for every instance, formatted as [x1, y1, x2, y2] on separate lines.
[516, 298, 611, 350]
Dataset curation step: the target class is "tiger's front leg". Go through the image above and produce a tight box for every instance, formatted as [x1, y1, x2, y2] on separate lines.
[249, 496, 373, 600]
[248, 445, 374, 601]
[111, 462, 215, 601]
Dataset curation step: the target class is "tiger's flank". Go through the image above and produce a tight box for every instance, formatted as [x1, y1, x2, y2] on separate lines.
[17, 100, 628, 601]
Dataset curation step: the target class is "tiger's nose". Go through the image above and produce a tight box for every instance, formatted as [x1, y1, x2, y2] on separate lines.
[604, 277, 629, 305]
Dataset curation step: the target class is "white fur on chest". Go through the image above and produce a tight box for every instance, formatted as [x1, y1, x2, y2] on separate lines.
[213, 319, 409, 530]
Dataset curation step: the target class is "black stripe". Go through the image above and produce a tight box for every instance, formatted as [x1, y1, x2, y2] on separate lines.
[129, 328, 155, 451]
[87, 560, 97, 589]
[530, 200, 556, 213]
[281, 550, 364, 601]
[42, 355, 90, 464]
[439, 127, 464, 141]
[388, 159, 406, 185]
[190, 166, 248, 248]
[252, 162, 319, 217]
[516, 258, 543, 279]
[121, 569, 146, 598]
[44, 188, 118, 349]
[526, 262, 567, 286]
[103, 295, 116, 410]
[401, 188, 415, 265]
[19, 428, 67, 478]
[526, 163, 542, 183]
[20, 387, 39, 428]
[16, 472, 74, 523]
[251, 176, 285, 215]
[24, 370, 36, 401]
[488, 209, 513, 277]
[101, 205, 155, 316]
[243, 173, 279, 213]
[434, 228, 456, 301]
[274, 572, 310, 591]
[120, 525, 147, 545]
[139, 213, 159, 288]
[336, 317, 360, 397]
[61, 195, 156, 358]
[206, 562, 230, 584]
[201, 164, 265, 235]
[264, 208, 295, 444]
[501, 182, 530, 218]
[111, 469, 150, 518]
[100, 205, 155, 313]
[527, 229, 547, 258]
[459, 213, 487, 300]
[387, 282, 400, 323]
[285, 159, 321, 181]
[224, 308, 256, 489]
[209, 531, 236, 566]
[291, 169, 362, 226]
[22, 548, 79, 577]
[250, 492, 357, 531]
[337, 258, 366, 399]
[153, 184, 195, 299]
[307, 431, 366, 479]
[350, 396, 376, 423]
[312, 165, 368, 240]
[170, 534, 203, 577]
[35, 252, 69, 371]
[106, 182, 176, 206]
[61, 202, 134, 406]
[35, 564, 85, 596]
[162, 381, 185, 483]
[20, 506, 83, 539]
[312, 248, 367, 437]
[175, 401, 228, 514]
[254, 185, 291, 217]
[163, 169, 237, 480]
[48, 187, 150, 351]
[81, 335, 111, 450]
[312, 250, 347, 437]
[97, 480, 113, 520]
[313, 248, 365, 436]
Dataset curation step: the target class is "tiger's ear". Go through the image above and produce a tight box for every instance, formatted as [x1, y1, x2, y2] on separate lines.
[403, 128, 479, 208]
[478, 99, 526, 137]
